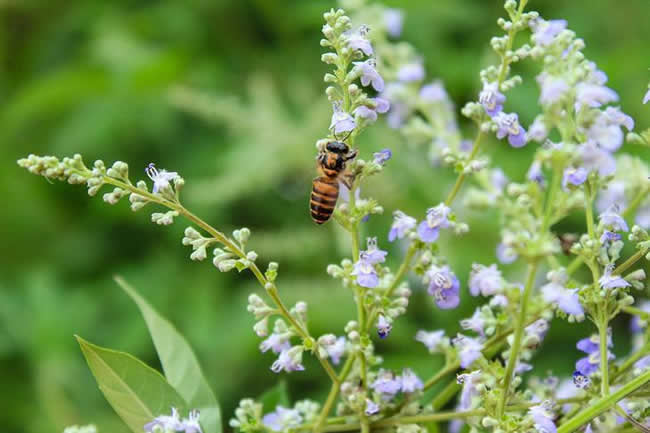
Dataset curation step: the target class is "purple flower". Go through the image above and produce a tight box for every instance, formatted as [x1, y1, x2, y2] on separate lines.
[271, 348, 305, 373]
[371, 370, 401, 398]
[635, 355, 650, 370]
[460, 308, 485, 336]
[644, 88, 650, 104]
[490, 295, 509, 308]
[527, 116, 548, 143]
[353, 59, 384, 91]
[597, 181, 626, 213]
[388, 211, 416, 242]
[182, 410, 203, 433]
[146, 163, 179, 194]
[490, 168, 509, 192]
[426, 265, 460, 309]
[373, 149, 392, 165]
[453, 334, 484, 369]
[145, 408, 183, 433]
[600, 230, 621, 245]
[363, 237, 388, 264]
[397, 62, 425, 82]
[469, 264, 503, 297]
[330, 103, 356, 135]
[456, 370, 482, 409]
[496, 242, 518, 264]
[575, 333, 614, 376]
[415, 330, 446, 353]
[383, 8, 403, 37]
[376, 315, 392, 339]
[587, 107, 634, 152]
[599, 205, 629, 232]
[479, 82, 506, 117]
[260, 332, 291, 354]
[572, 371, 591, 389]
[579, 141, 616, 176]
[494, 112, 527, 147]
[531, 19, 567, 46]
[540, 77, 569, 105]
[325, 337, 346, 365]
[352, 257, 379, 288]
[399, 369, 424, 393]
[529, 401, 557, 433]
[562, 167, 588, 189]
[575, 83, 619, 108]
[527, 160, 545, 185]
[354, 98, 390, 124]
[346, 25, 373, 56]
[262, 406, 302, 432]
[525, 319, 550, 343]
[420, 81, 448, 102]
[365, 399, 380, 416]
[541, 274, 584, 316]
[599, 265, 630, 290]
[417, 203, 451, 242]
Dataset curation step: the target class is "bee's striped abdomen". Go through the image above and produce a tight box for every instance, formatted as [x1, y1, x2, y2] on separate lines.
[310, 177, 339, 224]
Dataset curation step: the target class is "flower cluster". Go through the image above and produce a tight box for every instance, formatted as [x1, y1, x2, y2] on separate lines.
[145, 408, 202, 433]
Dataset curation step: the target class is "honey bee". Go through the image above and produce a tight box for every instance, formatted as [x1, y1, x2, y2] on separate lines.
[310, 141, 358, 224]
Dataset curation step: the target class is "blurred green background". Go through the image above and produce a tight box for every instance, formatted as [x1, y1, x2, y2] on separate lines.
[1, 0, 649, 432]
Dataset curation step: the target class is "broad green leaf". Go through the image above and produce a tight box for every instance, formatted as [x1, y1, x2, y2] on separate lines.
[259, 381, 290, 412]
[116, 276, 222, 433]
[76, 336, 187, 433]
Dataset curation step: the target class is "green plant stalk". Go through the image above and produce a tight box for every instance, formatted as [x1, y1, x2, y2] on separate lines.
[622, 186, 649, 219]
[585, 181, 596, 241]
[612, 341, 650, 383]
[557, 369, 650, 433]
[598, 317, 610, 396]
[542, 167, 562, 232]
[81, 170, 341, 384]
[621, 305, 650, 319]
[314, 355, 356, 433]
[613, 248, 648, 276]
[444, 131, 483, 207]
[496, 260, 539, 419]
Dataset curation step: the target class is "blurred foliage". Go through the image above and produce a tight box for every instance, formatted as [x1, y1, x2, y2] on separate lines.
[1, 1, 649, 432]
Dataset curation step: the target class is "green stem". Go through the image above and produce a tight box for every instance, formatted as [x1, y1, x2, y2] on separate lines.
[621, 305, 650, 319]
[566, 256, 584, 276]
[613, 248, 648, 276]
[496, 260, 539, 419]
[542, 167, 561, 232]
[612, 341, 650, 382]
[557, 369, 650, 433]
[444, 132, 483, 207]
[622, 186, 649, 219]
[314, 356, 356, 433]
[585, 181, 596, 240]
[598, 318, 610, 396]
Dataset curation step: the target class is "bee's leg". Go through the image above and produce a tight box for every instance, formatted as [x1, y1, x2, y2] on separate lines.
[341, 172, 354, 190]
[344, 148, 359, 161]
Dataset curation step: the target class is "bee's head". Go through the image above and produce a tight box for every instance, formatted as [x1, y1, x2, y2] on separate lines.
[326, 141, 350, 154]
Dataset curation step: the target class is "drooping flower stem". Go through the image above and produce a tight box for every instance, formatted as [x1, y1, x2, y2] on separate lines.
[557, 369, 650, 433]
[496, 260, 540, 419]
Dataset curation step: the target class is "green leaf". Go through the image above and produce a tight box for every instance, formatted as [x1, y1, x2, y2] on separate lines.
[76, 335, 187, 433]
[116, 276, 222, 433]
[259, 381, 290, 412]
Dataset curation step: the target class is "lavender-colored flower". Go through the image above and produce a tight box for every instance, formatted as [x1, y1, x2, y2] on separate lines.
[456, 370, 482, 409]
[330, 103, 356, 135]
[397, 62, 425, 82]
[354, 98, 390, 124]
[540, 77, 569, 106]
[490, 168, 509, 192]
[529, 401, 557, 433]
[388, 211, 416, 242]
[146, 163, 179, 194]
[644, 88, 650, 104]
[516, 361, 533, 374]
[525, 319, 550, 343]
[415, 330, 446, 353]
[599, 206, 629, 232]
[417, 203, 451, 242]
[469, 264, 503, 297]
[271, 348, 305, 373]
[494, 112, 527, 147]
[453, 334, 484, 369]
[541, 275, 584, 316]
[373, 149, 392, 165]
[371, 370, 401, 398]
[572, 371, 591, 389]
[260, 333, 291, 354]
[365, 399, 380, 416]
[490, 294, 509, 308]
[587, 107, 634, 152]
[562, 167, 588, 189]
[262, 406, 302, 432]
[630, 301, 650, 333]
[635, 355, 650, 370]
[353, 59, 384, 91]
[376, 315, 392, 339]
[527, 117, 548, 143]
[597, 181, 626, 213]
[531, 19, 567, 46]
[426, 265, 460, 309]
[575, 83, 619, 108]
[346, 25, 373, 56]
[144, 407, 183, 433]
[599, 265, 630, 290]
[326, 337, 346, 365]
[579, 141, 616, 176]
[399, 369, 424, 393]
[527, 160, 545, 185]
[479, 82, 506, 117]
[600, 230, 621, 245]
[420, 81, 448, 102]
[575, 333, 614, 376]
[383, 8, 403, 37]
[182, 410, 202, 433]
[460, 308, 485, 336]
[352, 257, 379, 288]
[496, 242, 518, 264]
[363, 238, 388, 264]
